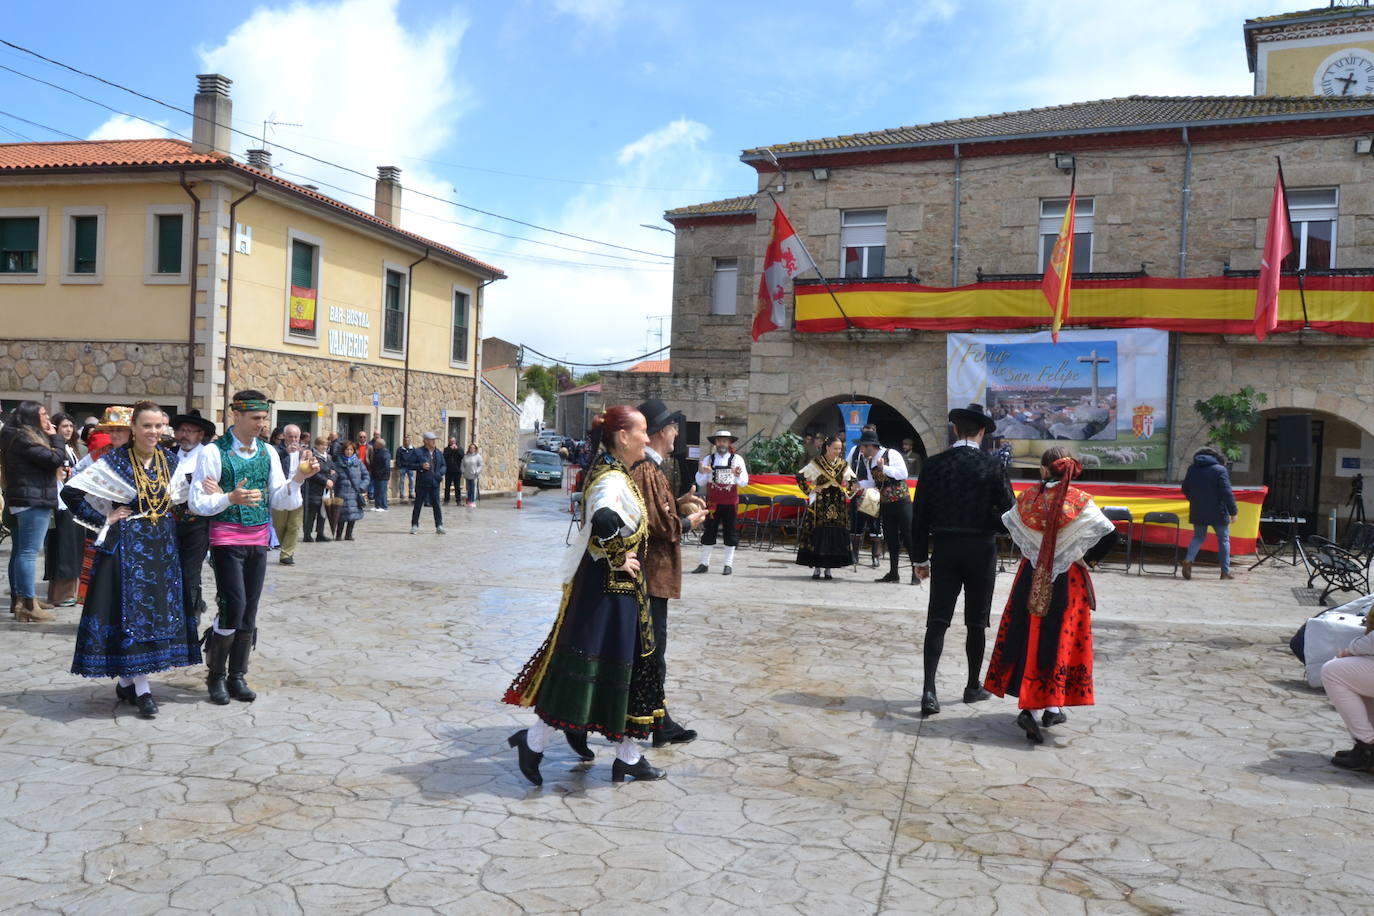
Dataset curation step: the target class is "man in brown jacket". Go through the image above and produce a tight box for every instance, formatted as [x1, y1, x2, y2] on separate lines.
[632, 399, 708, 747]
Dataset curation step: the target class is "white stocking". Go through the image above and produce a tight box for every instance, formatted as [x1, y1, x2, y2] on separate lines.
[132, 675, 151, 696]
[615, 737, 642, 765]
[213, 625, 236, 637]
[116, 676, 134, 688]
[525, 719, 556, 753]
[1046, 706, 1061, 714]
[722, 546, 736, 566]
[699, 545, 713, 567]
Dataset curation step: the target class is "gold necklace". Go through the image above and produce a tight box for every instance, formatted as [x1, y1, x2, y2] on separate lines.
[130, 448, 172, 525]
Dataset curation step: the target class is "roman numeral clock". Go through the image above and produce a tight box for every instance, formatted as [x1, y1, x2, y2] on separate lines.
[1317, 48, 1374, 96]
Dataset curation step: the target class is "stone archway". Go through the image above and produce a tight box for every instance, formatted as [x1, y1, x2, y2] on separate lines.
[765, 380, 945, 458]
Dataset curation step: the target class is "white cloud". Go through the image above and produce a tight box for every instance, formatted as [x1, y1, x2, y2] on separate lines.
[87, 114, 174, 141]
[552, 0, 625, 26]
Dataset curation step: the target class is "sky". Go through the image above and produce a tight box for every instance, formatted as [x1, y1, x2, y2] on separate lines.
[0, 0, 1307, 368]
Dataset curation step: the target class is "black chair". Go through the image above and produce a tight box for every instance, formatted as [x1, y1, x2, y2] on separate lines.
[1098, 506, 1134, 572]
[1136, 511, 1181, 577]
[736, 493, 772, 549]
[766, 495, 809, 551]
[1300, 535, 1372, 605]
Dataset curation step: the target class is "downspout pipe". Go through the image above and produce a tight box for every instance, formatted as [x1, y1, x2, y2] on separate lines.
[1178, 127, 1192, 278]
[178, 173, 201, 412]
[951, 143, 962, 286]
[402, 248, 431, 439]
[223, 181, 259, 420]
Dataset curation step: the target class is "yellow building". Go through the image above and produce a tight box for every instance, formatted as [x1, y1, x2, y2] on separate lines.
[1247, 4, 1374, 96]
[0, 74, 519, 485]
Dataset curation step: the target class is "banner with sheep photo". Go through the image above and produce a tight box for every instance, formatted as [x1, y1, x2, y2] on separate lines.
[947, 328, 1169, 471]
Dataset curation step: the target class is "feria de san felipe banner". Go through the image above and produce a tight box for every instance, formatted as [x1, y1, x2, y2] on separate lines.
[947, 328, 1169, 470]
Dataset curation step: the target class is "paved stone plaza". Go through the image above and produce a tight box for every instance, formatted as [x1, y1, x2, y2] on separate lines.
[0, 490, 1369, 914]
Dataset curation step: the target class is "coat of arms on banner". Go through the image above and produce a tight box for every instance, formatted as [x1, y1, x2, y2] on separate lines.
[1132, 405, 1156, 439]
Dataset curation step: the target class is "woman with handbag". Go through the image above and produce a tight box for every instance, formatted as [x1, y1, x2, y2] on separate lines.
[984, 447, 1119, 744]
[795, 435, 856, 579]
[302, 436, 336, 542]
[331, 440, 370, 541]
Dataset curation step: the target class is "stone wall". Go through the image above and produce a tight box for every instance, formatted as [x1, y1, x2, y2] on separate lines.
[599, 369, 749, 445]
[0, 339, 189, 402]
[478, 383, 519, 493]
[669, 217, 755, 379]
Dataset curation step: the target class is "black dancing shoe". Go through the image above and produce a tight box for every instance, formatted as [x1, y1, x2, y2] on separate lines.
[135, 692, 158, 718]
[722, 566, 732, 576]
[875, 572, 900, 583]
[690, 564, 708, 574]
[812, 569, 822, 580]
[920, 690, 940, 717]
[1042, 709, 1068, 728]
[1016, 710, 1045, 744]
[823, 570, 833, 580]
[508, 729, 544, 786]
[963, 686, 991, 704]
[652, 722, 699, 748]
[611, 756, 666, 782]
[115, 683, 135, 705]
[565, 729, 595, 762]
[1333, 739, 1374, 771]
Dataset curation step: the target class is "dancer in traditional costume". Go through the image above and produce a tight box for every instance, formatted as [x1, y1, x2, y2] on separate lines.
[505, 405, 668, 784]
[189, 390, 318, 706]
[795, 435, 856, 579]
[984, 448, 1117, 744]
[64, 402, 195, 718]
[691, 430, 748, 576]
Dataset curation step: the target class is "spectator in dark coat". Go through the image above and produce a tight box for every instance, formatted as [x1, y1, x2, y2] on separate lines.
[332, 441, 370, 541]
[443, 437, 464, 504]
[1181, 446, 1239, 581]
[302, 436, 337, 542]
[404, 432, 446, 534]
[2, 401, 66, 621]
[366, 435, 391, 511]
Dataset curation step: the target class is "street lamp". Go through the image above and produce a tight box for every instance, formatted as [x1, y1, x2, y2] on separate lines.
[639, 223, 675, 234]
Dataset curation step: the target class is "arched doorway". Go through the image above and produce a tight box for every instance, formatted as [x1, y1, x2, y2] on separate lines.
[789, 395, 926, 462]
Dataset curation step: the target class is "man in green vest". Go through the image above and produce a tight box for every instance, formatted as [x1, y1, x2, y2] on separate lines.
[189, 390, 318, 705]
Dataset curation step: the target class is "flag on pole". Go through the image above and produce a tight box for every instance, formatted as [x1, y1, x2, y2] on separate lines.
[1254, 162, 1293, 342]
[753, 202, 817, 341]
[1041, 184, 1076, 343]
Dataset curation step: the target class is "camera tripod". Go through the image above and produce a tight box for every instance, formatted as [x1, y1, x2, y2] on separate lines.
[1347, 473, 1366, 534]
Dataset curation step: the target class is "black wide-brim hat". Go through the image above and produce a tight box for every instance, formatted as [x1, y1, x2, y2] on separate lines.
[171, 408, 216, 438]
[636, 398, 683, 436]
[948, 403, 996, 435]
[856, 429, 882, 447]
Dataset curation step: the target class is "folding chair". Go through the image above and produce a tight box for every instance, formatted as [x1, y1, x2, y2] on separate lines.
[1136, 511, 1181, 577]
[1098, 506, 1134, 572]
[565, 492, 583, 545]
[767, 495, 808, 551]
[736, 493, 771, 549]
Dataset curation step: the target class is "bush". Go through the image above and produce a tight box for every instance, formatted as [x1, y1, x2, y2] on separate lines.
[743, 432, 805, 474]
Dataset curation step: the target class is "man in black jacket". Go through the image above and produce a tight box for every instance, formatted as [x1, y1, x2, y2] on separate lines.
[404, 432, 446, 534]
[911, 404, 1016, 716]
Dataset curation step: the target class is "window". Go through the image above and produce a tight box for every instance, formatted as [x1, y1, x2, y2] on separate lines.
[144, 205, 192, 284]
[156, 214, 183, 274]
[0, 216, 39, 274]
[451, 289, 470, 364]
[383, 268, 406, 354]
[841, 209, 886, 279]
[1038, 197, 1094, 272]
[1283, 188, 1337, 270]
[711, 258, 738, 315]
[61, 206, 104, 283]
[285, 233, 321, 340]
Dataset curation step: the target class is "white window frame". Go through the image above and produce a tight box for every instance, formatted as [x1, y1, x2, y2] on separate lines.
[1287, 187, 1338, 270]
[283, 228, 324, 345]
[1038, 197, 1095, 272]
[380, 261, 410, 359]
[450, 282, 474, 368]
[60, 205, 105, 285]
[0, 206, 47, 285]
[711, 257, 739, 315]
[840, 209, 887, 279]
[143, 203, 192, 285]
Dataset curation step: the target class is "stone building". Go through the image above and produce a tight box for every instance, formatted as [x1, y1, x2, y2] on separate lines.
[0, 73, 518, 490]
[601, 4, 1374, 529]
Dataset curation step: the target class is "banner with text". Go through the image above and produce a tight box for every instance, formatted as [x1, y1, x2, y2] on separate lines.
[947, 328, 1169, 470]
[839, 402, 871, 455]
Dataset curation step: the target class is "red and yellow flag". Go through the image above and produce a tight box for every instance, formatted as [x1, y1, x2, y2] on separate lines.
[1042, 186, 1076, 343]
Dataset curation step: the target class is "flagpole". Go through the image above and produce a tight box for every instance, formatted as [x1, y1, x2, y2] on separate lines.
[1276, 156, 1309, 329]
[761, 153, 855, 332]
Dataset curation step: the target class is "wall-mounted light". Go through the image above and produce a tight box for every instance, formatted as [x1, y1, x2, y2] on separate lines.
[1356, 137, 1373, 155]
[812, 167, 830, 181]
[1054, 153, 1075, 172]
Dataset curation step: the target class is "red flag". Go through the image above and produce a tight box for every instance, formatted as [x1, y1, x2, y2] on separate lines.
[1254, 165, 1293, 342]
[1041, 188, 1076, 343]
[753, 202, 816, 341]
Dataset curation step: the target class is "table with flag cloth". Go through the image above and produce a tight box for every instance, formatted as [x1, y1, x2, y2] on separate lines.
[741, 475, 1267, 555]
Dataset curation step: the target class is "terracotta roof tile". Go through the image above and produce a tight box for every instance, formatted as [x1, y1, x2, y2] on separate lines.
[627, 359, 669, 372]
[0, 138, 505, 279]
[664, 194, 757, 219]
[743, 95, 1374, 158]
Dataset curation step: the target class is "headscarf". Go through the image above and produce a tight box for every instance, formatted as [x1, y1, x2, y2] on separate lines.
[1027, 455, 1083, 617]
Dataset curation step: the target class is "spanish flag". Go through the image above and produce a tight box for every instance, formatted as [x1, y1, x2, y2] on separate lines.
[1042, 181, 1076, 343]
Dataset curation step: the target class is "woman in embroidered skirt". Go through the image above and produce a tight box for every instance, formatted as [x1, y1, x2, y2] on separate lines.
[984, 447, 1117, 744]
[795, 435, 856, 579]
[63, 402, 196, 719]
[504, 405, 668, 785]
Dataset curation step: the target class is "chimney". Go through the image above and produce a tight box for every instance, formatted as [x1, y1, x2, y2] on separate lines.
[375, 166, 402, 225]
[245, 149, 272, 174]
[192, 74, 233, 158]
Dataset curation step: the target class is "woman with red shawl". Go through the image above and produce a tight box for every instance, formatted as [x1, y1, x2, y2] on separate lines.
[984, 447, 1118, 744]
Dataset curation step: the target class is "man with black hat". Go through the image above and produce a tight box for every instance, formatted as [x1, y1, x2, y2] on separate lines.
[854, 428, 916, 584]
[631, 399, 708, 747]
[171, 409, 216, 639]
[691, 429, 748, 576]
[911, 403, 1015, 717]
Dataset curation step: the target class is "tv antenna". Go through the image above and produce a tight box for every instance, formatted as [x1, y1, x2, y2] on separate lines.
[261, 113, 303, 154]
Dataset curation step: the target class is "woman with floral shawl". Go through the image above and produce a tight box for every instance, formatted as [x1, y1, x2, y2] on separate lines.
[794, 435, 856, 578]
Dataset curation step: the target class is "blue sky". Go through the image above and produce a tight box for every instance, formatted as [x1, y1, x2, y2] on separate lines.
[0, 0, 1302, 363]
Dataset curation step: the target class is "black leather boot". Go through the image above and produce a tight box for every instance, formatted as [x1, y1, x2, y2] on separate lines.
[226, 630, 257, 702]
[205, 631, 232, 705]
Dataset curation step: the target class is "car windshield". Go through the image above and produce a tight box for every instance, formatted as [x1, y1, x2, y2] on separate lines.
[529, 454, 560, 468]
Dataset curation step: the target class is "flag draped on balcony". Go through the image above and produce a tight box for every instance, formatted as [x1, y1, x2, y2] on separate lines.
[1042, 181, 1076, 343]
[753, 202, 816, 341]
[1254, 161, 1293, 342]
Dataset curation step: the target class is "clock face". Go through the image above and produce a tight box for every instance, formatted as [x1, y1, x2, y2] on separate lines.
[1317, 49, 1374, 96]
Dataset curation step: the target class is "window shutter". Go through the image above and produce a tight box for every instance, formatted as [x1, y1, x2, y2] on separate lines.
[0, 217, 38, 251]
[291, 240, 315, 288]
[73, 216, 97, 272]
[157, 214, 183, 273]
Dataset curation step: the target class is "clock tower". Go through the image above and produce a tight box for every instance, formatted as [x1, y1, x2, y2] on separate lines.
[1246, 2, 1374, 96]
